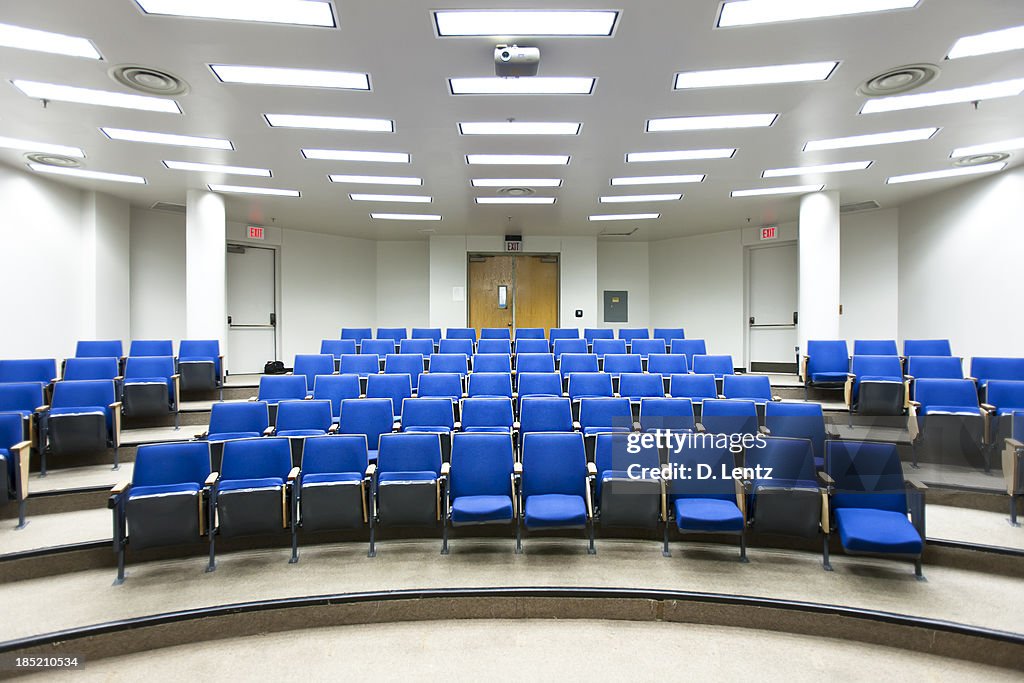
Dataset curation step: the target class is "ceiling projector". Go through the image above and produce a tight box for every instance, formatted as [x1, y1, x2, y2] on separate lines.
[495, 44, 540, 77]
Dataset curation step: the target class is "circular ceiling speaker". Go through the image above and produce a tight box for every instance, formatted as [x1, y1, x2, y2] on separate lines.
[109, 65, 190, 96]
[953, 152, 1009, 167]
[25, 152, 81, 168]
[858, 63, 939, 97]
[498, 187, 535, 196]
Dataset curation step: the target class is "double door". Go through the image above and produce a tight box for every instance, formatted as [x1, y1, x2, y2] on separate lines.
[467, 254, 559, 334]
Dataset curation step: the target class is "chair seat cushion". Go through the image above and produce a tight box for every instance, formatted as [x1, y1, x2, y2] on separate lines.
[810, 372, 848, 384]
[129, 482, 201, 499]
[404, 426, 451, 434]
[996, 407, 1024, 416]
[303, 472, 363, 486]
[834, 508, 923, 555]
[125, 377, 171, 387]
[218, 477, 283, 493]
[859, 376, 902, 384]
[920, 406, 979, 416]
[276, 429, 326, 438]
[524, 493, 587, 528]
[673, 497, 744, 532]
[179, 356, 215, 364]
[582, 426, 632, 437]
[451, 494, 514, 524]
[462, 426, 512, 434]
[49, 406, 107, 418]
[378, 471, 437, 484]
[206, 431, 262, 442]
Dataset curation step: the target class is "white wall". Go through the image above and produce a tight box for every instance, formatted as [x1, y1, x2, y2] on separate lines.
[376, 241, 429, 329]
[130, 207, 187, 342]
[428, 235, 469, 330]
[596, 241, 650, 330]
[80, 191, 131, 343]
[899, 165, 1024, 357]
[840, 208, 899, 343]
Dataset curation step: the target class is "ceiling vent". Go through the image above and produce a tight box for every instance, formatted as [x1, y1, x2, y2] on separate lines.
[953, 152, 1009, 167]
[24, 152, 80, 167]
[858, 64, 939, 97]
[839, 200, 881, 214]
[151, 201, 187, 214]
[498, 187, 535, 196]
[110, 65, 190, 96]
[599, 227, 639, 238]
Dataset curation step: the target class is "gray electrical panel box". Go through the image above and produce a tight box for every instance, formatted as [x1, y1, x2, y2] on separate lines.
[603, 290, 628, 323]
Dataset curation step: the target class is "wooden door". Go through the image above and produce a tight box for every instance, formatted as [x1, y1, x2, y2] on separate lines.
[468, 255, 514, 333]
[513, 255, 559, 333]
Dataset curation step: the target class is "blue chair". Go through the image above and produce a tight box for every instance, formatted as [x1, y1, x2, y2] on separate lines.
[338, 398, 395, 463]
[208, 437, 295, 569]
[618, 373, 665, 404]
[903, 339, 951, 357]
[273, 399, 333, 439]
[109, 441, 212, 582]
[602, 354, 642, 381]
[460, 397, 515, 435]
[200, 401, 270, 443]
[443, 432, 518, 553]
[178, 340, 224, 398]
[568, 372, 614, 404]
[76, 340, 124, 359]
[553, 338, 588, 359]
[480, 327, 511, 340]
[764, 402, 832, 469]
[638, 397, 695, 433]
[472, 354, 512, 374]
[0, 412, 31, 528]
[515, 353, 555, 375]
[618, 328, 649, 346]
[692, 355, 734, 380]
[294, 435, 372, 559]
[667, 440, 746, 560]
[722, 375, 777, 404]
[592, 339, 627, 358]
[520, 431, 595, 553]
[699, 399, 759, 440]
[372, 433, 444, 552]
[402, 396, 456, 460]
[1003, 412, 1024, 525]
[519, 396, 574, 436]
[477, 339, 512, 355]
[845, 355, 905, 424]
[320, 338, 358, 362]
[653, 328, 685, 344]
[583, 328, 614, 345]
[515, 338, 550, 354]
[376, 327, 407, 347]
[418, 373, 464, 401]
[578, 398, 634, 460]
[40, 379, 120, 474]
[803, 340, 849, 397]
[129, 340, 173, 357]
[515, 327, 546, 341]
[468, 372, 513, 400]
[549, 328, 580, 350]
[294, 354, 336, 394]
[339, 354, 380, 379]
[517, 373, 564, 410]
[971, 357, 1024, 391]
[411, 327, 442, 347]
[853, 340, 898, 356]
[122, 356, 179, 427]
[669, 373, 719, 408]
[360, 339, 396, 362]
[0, 358, 58, 386]
[594, 433, 664, 537]
[911, 378, 988, 469]
[365, 373, 413, 419]
[257, 375, 308, 420]
[559, 354, 599, 382]
[446, 328, 477, 343]
[826, 440, 925, 577]
[630, 339, 668, 360]
[399, 338, 434, 357]
[438, 338, 474, 357]
[670, 339, 707, 367]
[906, 356, 963, 381]
[341, 327, 373, 347]
[647, 355, 688, 392]
[312, 374, 361, 422]
[384, 354, 423, 390]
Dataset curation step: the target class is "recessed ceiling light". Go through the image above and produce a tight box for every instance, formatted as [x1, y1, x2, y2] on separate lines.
[210, 64, 368, 90]
[861, 78, 1024, 114]
[370, 213, 441, 221]
[589, 213, 660, 221]
[134, 0, 336, 27]
[449, 77, 595, 95]
[476, 197, 556, 204]
[731, 184, 825, 197]
[163, 160, 270, 176]
[264, 114, 394, 132]
[886, 162, 1006, 184]
[718, 0, 919, 27]
[467, 154, 569, 165]
[302, 149, 409, 163]
[434, 10, 617, 36]
[0, 135, 85, 158]
[804, 127, 937, 151]
[329, 174, 422, 186]
[208, 184, 299, 197]
[626, 149, 735, 162]
[459, 122, 581, 135]
[0, 22, 102, 59]
[12, 80, 181, 113]
[350, 193, 431, 203]
[647, 113, 777, 132]
[611, 174, 705, 186]
[951, 137, 1024, 159]
[763, 161, 872, 178]
[947, 24, 1024, 60]
[28, 162, 145, 184]
[600, 194, 682, 203]
[674, 61, 838, 89]
[101, 127, 233, 150]
[472, 178, 562, 188]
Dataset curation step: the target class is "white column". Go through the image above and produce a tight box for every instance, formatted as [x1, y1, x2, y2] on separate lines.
[798, 190, 841, 354]
[185, 190, 227, 355]
[80, 191, 131, 343]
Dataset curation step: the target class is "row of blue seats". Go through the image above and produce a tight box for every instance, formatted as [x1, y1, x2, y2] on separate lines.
[108, 432, 926, 583]
[323, 337, 705, 358]
[341, 327, 687, 345]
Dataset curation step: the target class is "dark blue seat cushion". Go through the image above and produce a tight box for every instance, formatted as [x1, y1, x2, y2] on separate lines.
[49, 406, 106, 417]
[673, 498, 744, 532]
[451, 494, 514, 524]
[524, 493, 587, 528]
[302, 472, 362, 485]
[462, 426, 512, 434]
[276, 429, 327, 438]
[404, 426, 451, 434]
[207, 431, 262, 442]
[582, 426, 631, 437]
[378, 471, 437, 483]
[219, 477, 283, 492]
[810, 372, 848, 383]
[128, 482, 200, 499]
[920, 406, 979, 416]
[834, 508, 923, 555]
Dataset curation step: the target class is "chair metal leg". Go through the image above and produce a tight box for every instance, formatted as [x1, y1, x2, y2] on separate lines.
[368, 514, 377, 558]
[910, 442, 920, 469]
[515, 516, 522, 554]
[112, 445, 120, 471]
[587, 519, 596, 555]
[1010, 495, 1020, 527]
[174, 409, 180, 431]
[16, 499, 27, 530]
[289, 493, 299, 564]
[914, 557, 925, 581]
[40, 449, 47, 478]
[206, 493, 217, 572]
[662, 521, 671, 557]
[822, 534, 833, 571]
[739, 530, 749, 563]
[441, 516, 449, 555]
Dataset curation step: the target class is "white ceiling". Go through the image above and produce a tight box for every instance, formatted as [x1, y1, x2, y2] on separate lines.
[0, 0, 1023, 240]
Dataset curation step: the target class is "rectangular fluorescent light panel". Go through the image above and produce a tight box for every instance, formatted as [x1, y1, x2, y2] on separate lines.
[647, 113, 777, 132]
[600, 194, 682, 203]
[589, 213, 660, 221]
[0, 22, 101, 59]
[210, 65, 369, 90]
[350, 194, 431, 203]
[101, 127, 233, 150]
[947, 24, 1024, 60]
[467, 154, 569, 165]
[370, 213, 441, 221]
[861, 79, 1024, 114]
[459, 122, 581, 135]
[163, 160, 270, 176]
[611, 174, 705, 186]
[718, 0, 920, 27]
[951, 137, 1024, 159]
[435, 10, 617, 36]
[449, 77, 595, 95]
[208, 184, 299, 197]
[472, 178, 562, 188]
[476, 197, 556, 205]
[0, 135, 84, 158]
[134, 0, 336, 27]
[886, 162, 1006, 184]
[302, 149, 408, 163]
[329, 174, 422, 186]
[674, 61, 838, 89]
[626, 148, 735, 162]
[804, 127, 937, 151]
[12, 80, 181, 113]
[763, 161, 872, 178]
[731, 184, 825, 197]
[28, 163, 145, 184]
[265, 114, 393, 132]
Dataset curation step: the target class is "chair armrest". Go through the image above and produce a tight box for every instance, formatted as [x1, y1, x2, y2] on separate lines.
[365, 463, 377, 478]
[632, 421, 642, 432]
[980, 403, 996, 413]
[1007, 438, 1024, 451]
[513, 462, 523, 475]
[328, 423, 339, 434]
[800, 355, 809, 382]
[758, 425, 771, 436]
[966, 375, 977, 383]
[906, 478, 928, 491]
[843, 375, 853, 408]
[820, 490, 830, 534]
[205, 472, 219, 487]
[195, 431, 208, 440]
[249, 396, 258, 401]
[453, 421, 461, 430]
[513, 421, 521, 430]
[817, 471, 835, 487]
[903, 374, 914, 381]
[287, 467, 300, 483]
[695, 422, 706, 433]
[263, 426, 275, 436]
[441, 462, 451, 477]
[734, 477, 746, 519]
[587, 462, 597, 477]
[35, 404, 50, 413]
[108, 480, 131, 509]
[825, 431, 840, 440]
[572, 421, 581, 431]
[771, 395, 781, 402]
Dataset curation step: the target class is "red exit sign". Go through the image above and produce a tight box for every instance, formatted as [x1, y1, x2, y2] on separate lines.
[760, 226, 777, 240]
[248, 225, 265, 240]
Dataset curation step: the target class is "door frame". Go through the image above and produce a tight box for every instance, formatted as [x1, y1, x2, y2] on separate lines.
[743, 241, 799, 374]
[226, 242, 283, 375]
[466, 252, 560, 330]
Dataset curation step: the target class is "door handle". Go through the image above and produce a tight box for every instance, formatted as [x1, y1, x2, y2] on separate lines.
[227, 315, 232, 325]
[749, 316, 755, 325]
[270, 313, 276, 326]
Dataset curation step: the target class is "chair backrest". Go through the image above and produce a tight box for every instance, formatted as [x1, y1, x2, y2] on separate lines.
[338, 398, 394, 449]
[595, 432, 659, 484]
[63, 357, 119, 381]
[468, 372, 514, 399]
[133, 442, 210, 488]
[359, 339, 396, 359]
[638, 397, 695, 432]
[667, 440, 736, 500]
[514, 327, 546, 340]
[516, 353, 555, 374]
[629, 339, 668, 358]
[417, 373, 463, 400]
[806, 340, 849, 375]
[446, 328, 477, 342]
[517, 372, 563, 401]
[519, 396, 574, 433]
[208, 401, 269, 434]
[0, 382, 45, 413]
[746, 437, 816, 488]
[402, 397, 455, 430]
[603, 354, 643, 376]
[906, 356, 963, 380]
[258, 374, 308, 402]
[985, 381, 1024, 412]
[129, 340, 173, 357]
[971, 357, 1024, 387]
[301, 435, 368, 475]
[438, 338, 474, 356]
[51, 379, 115, 409]
[338, 354, 380, 378]
[826, 440, 907, 513]
[124, 356, 174, 381]
[221, 437, 292, 481]
[365, 373, 413, 416]
[514, 338, 550, 354]
[591, 339, 627, 357]
[472, 354, 512, 374]
[850, 355, 903, 400]
[313, 374, 361, 417]
[76, 340, 123, 358]
[618, 373, 664, 400]
[341, 327, 373, 344]
[179, 340, 220, 363]
[411, 327, 442, 343]
[376, 327, 407, 342]
[647, 354, 688, 376]
[521, 432, 586, 498]
[275, 399, 333, 432]
[652, 328, 685, 343]
[0, 358, 57, 384]
[568, 372, 613, 400]
[429, 353, 469, 376]
[903, 339, 951, 357]
[721, 374, 773, 401]
[400, 338, 435, 356]
[0, 413, 23, 450]
[669, 373, 718, 400]
[853, 339, 898, 356]
[913, 378, 979, 410]
[699, 399, 759, 437]
[579, 397, 632, 430]
[460, 397, 514, 430]
[764, 402, 825, 461]
[450, 433, 515, 499]
[476, 339, 512, 355]
[384, 354, 423, 388]
[559, 353, 600, 379]
[480, 327, 511, 340]
[692, 354, 734, 378]
[321, 339, 358, 359]
[617, 328, 650, 343]
[670, 338, 707, 365]
[377, 432, 442, 475]
[549, 328, 580, 345]
[293, 354, 335, 389]
[583, 328, 615, 343]
[552, 338, 588, 358]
